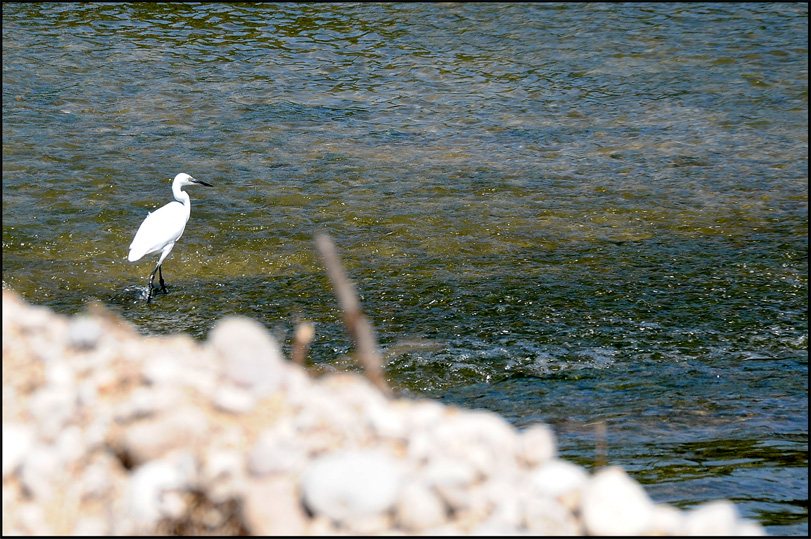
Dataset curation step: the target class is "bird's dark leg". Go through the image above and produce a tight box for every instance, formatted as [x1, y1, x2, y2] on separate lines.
[147, 264, 160, 303]
[158, 265, 168, 294]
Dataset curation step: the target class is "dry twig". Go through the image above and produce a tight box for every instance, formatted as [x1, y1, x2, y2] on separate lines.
[315, 234, 391, 397]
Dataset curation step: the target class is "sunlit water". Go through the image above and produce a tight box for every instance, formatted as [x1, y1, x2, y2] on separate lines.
[3, 3, 807, 534]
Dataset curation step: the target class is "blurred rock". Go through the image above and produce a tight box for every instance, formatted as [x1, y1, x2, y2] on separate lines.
[529, 458, 589, 511]
[580, 466, 655, 535]
[518, 423, 557, 467]
[682, 500, 764, 536]
[67, 316, 103, 350]
[243, 478, 308, 535]
[301, 449, 403, 525]
[396, 479, 448, 531]
[0, 288, 767, 536]
[2, 422, 35, 477]
[209, 316, 286, 395]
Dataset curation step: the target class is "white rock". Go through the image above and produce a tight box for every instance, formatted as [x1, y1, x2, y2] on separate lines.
[681, 499, 742, 536]
[213, 385, 256, 413]
[366, 399, 409, 440]
[301, 449, 403, 524]
[0, 292, 769, 538]
[523, 495, 581, 535]
[55, 425, 85, 465]
[646, 503, 684, 535]
[79, 457, 115, 499]
[161, 490, 188, 520]
[470, 518, 522, 536]
[15, 502, 51, 535]
[32, 339, 65, 365]
[422, 410, 519, 479]
[423, 457, 478, 490]
[73, 517, 108, 535]
[420, 523, 466, 536]
[45, 360, 75, 387]
[248, 430, 307, 477]
[114, 386, 180, 422]
[408, 425, 439, 465]
[482, 474, 526, 530]
[735, 520, 767, 536]
[83, 415, 109, 450]
[20, 444, 61, 500]
[442, 481, 491, 523]
[28, 385, 77, 439]
[402, 399, 447, 431]
[203, 449, 246, 503]
[2, 422, 35, 477]
[77, 378, 98, 408]
[10, 301, 53, 333]
[208, 316, 286, 395]
[143, 349, 218, 395]
[242, 478, 308, 535]
[68, 316, 103, 350]
[126, 452, 197, 531]
[421, 457, 478, 512]
[396, 480, 448, 531]
[529, 459, 588, 500]
[319, 372, 389, 411]
[142, 355, 183, 386]
[291, 389, 367, 450]
[346, 513, 394, 534]
[122, 407, 208, 464]
[307, 515, 341, 536]
[318, 373, 406, 439]
[580, 466, 655, 536]
[518, 424, 557, 467]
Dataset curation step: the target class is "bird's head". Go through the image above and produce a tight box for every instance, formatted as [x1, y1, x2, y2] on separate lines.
[173, 173, 212, 187]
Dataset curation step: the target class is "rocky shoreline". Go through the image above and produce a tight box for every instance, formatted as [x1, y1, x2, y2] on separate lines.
[2, 288, 764, 535]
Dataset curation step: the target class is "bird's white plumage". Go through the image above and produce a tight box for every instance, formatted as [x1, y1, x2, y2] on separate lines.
[128, 200, 188, 262]
[128, 172, 211, 302]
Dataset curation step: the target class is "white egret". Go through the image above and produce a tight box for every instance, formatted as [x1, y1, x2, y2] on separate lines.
[128, 173, 212, 303]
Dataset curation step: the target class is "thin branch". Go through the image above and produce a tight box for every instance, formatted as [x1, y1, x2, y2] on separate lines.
[291, 321, 314, 366]
[315, 234, 391, 397]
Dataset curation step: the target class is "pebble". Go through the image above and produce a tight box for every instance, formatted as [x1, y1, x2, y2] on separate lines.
[213, 385, 257, 413]
[426, 410, 519, 479]
[648, 504, 685, 536]
[126, 452, 197, 531]
[0, 289, 768, 536]
[248, 429, 308, 477]
[243, 478, 307, 535]
[301, 449, 403, 524]
[682, 499, 747, 536]
[73, 517, 108, 536]
[121, 407, 208, 464]
[20, 444, 61, 500]
[580, 466, 655, 535]
[203, 449, 246, 503]
[115, 386, 180, 421]
[518, 423, 557, 467]
[67, 316, 103, 350]
[208, 316, 286, 394]
[524, 495, 581, 535]
[28, 385, 77, 440]
[529, 458, 589, 505]
[396, 480, 448, 531]
[2, 422, 35, 477]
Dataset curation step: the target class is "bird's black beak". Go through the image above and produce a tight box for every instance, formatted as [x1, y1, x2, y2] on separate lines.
[192, 178, 213, 187]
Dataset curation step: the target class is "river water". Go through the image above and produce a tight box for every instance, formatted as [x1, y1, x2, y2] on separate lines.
[2, 3, 807, 534]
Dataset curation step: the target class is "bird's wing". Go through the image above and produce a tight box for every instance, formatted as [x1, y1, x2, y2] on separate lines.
[128, 202, 189, 261]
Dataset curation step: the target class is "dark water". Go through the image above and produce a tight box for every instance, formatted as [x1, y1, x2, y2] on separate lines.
[3, 3, 807, 534]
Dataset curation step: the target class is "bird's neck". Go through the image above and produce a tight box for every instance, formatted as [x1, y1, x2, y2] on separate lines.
[173, 189, 192, 220]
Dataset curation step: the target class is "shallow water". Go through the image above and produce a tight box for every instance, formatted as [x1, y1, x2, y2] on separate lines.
[3, 3, 807, 534]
